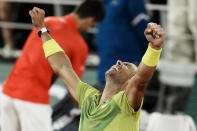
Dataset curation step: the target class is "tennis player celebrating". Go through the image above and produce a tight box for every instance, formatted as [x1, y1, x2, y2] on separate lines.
[30, 7, 165, 131]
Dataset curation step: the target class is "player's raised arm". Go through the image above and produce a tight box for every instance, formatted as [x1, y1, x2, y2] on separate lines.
[126, 23, 165, 110]
[29, 7, 80, 101]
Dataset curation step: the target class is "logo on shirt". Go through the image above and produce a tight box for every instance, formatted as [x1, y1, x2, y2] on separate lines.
[101, 102, 108, 109]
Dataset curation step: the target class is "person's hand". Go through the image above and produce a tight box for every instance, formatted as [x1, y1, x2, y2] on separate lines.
[29, 7, 45, 31]
[144, 23, 165, 50]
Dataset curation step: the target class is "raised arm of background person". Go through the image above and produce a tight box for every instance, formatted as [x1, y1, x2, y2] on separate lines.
[29, 7, 80, 101]
[126, 23, 165, 110]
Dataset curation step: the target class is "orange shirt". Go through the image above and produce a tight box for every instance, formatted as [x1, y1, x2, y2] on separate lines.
[3, 15, 88, 104]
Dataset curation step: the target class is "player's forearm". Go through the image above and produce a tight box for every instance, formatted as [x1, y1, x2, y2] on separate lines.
[134, 63, 156, 91]
[134, 44, 162, 90]
[48, 52, 73, 75]
[41, 32, 73, 74]
[126, 23, 164, 109]
[42, 33, 79, 101]
[29, 7, 79, 101]
[48, 52, 79, 101]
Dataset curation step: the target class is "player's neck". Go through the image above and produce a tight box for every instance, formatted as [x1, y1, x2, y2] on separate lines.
[70, 13, 83, 30]
[99, 81, 122, 104]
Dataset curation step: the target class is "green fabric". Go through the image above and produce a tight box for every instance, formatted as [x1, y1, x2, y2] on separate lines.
[186, 75, 197, 125]
[76, 81, 143, 131]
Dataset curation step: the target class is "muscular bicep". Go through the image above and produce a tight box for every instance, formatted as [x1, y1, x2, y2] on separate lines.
[126, 63, 155, 110]
[48, 52, 80, 101]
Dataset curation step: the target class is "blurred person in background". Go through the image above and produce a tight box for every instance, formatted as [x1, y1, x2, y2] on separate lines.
[95, 0, 149, 92]
[161, 0, 197, 113]
[0, 2, 17, 58]
[0, 2, 54, 58]
[166, 0, 197, 62]
[0, 1, 105, 131]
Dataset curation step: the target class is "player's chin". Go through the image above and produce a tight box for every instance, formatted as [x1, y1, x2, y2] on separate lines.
[106, 68, 117, 76]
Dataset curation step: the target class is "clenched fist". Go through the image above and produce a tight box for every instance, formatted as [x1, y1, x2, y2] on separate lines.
[144, 23, 165, 50]
[29, 7, 45, 31]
